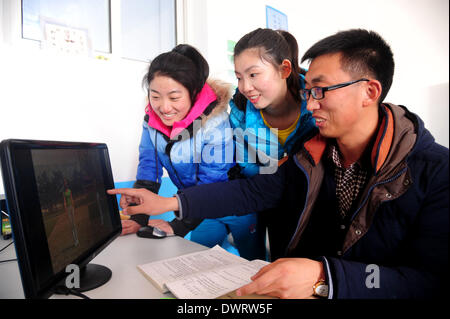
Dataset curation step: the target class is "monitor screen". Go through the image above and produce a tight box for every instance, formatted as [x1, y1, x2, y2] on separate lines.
[0, 139, 121, 298]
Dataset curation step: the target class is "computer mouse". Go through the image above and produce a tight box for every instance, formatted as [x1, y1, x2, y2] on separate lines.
[137, 226, 167, 239]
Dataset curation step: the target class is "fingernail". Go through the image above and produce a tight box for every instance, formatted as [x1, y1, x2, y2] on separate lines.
[236, 290, 241, 296]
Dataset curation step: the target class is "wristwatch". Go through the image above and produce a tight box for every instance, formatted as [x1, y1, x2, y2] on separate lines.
[313, 280, 329, 298]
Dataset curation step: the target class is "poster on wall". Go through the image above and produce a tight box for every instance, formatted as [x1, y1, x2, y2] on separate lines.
[266, 5, 288, 31]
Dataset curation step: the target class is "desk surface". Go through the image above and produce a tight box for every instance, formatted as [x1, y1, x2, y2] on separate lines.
[0, 234, 208, 299]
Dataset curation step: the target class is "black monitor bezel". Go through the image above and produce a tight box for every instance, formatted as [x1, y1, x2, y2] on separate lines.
[0, 139, 122, 299]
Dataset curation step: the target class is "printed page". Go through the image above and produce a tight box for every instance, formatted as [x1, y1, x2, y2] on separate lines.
[165, 259, 269, 299]
[137, 245, 247, 293]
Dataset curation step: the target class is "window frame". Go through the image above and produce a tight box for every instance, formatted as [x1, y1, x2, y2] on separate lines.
[1, 0, 185, 60]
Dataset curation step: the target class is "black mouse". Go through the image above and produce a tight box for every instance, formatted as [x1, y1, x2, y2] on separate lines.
[137, 226, 167, 239]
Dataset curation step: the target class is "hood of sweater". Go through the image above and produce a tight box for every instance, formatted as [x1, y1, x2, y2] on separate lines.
[145, 79, 232, 140]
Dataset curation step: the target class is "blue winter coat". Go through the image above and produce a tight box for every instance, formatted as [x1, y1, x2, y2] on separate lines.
[137, 80, 234, 189]
[228, 74, 316, 177]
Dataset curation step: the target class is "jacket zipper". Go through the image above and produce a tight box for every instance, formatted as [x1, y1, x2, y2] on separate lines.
[154, 130, 159, 184]
[285, 154, 310, 254]
[349, 166, 407, 222]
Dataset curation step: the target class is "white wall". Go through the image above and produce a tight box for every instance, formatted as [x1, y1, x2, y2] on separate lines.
[0, 46, 148, 187]
[0, 0, 149, 195]
[0, 0, 448, 195]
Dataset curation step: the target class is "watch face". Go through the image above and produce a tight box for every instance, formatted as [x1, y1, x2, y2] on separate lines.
[315, 284, 329, 297]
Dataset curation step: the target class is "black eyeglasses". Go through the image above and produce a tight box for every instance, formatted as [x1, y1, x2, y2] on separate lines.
[300, 78, 369, 101]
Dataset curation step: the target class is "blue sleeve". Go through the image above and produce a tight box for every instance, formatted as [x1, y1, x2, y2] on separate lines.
[229, 98, 269, 178]
[177, 157, 288, 219]
[136, 124, 163, 183]
[197, 115, 234, 185]
[228, 97, 243, 131]
[326, 258, 444, 299]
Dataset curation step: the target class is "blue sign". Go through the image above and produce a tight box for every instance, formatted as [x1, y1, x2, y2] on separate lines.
[266, 5, 288, 31]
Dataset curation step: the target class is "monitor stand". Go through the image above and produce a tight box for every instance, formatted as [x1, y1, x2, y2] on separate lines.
[76, 263, 112, 292]
[54, 263, 112, 296]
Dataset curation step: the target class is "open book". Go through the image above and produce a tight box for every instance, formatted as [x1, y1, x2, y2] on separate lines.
[137, 245, 270, 299]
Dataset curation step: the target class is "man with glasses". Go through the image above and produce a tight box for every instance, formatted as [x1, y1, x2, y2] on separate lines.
[109, 29, 448, 299]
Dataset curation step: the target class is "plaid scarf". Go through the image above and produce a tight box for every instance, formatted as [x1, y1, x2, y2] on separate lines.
[330, 144, 368, 219]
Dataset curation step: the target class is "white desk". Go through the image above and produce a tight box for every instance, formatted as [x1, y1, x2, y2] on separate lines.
[0, 234, 209, 299]
[0, 237, 24, 299]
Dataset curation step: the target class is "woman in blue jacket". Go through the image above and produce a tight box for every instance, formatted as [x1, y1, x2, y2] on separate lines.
[229, 28, 316, 179]
[227, 29, 316, 259]
[123, 44, 260, 258]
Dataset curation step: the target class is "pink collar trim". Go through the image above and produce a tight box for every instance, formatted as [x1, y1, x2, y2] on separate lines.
[145, 83, 217, 139]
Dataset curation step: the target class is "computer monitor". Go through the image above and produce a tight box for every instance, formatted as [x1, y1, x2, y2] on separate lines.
[0, 139, 121, 298]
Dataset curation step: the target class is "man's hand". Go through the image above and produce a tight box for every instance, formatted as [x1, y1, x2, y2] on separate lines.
[107, 188, 179, 216]
[236, 258, 324, 299]
[147, 219, 174, 235]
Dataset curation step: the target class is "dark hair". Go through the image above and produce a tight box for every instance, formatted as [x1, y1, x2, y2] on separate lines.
[143, 44, 209, 105]
[301, 29, 394, 103]
[234, 28, 305, 102]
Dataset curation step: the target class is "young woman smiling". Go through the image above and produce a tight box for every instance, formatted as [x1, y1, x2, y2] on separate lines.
[228, 28, 316, 260]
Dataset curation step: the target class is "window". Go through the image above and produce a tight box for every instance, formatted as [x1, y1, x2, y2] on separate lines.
[19, 0, 177, 59]
[22, 0, 111, 53]
[120, 0, 176, 61]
